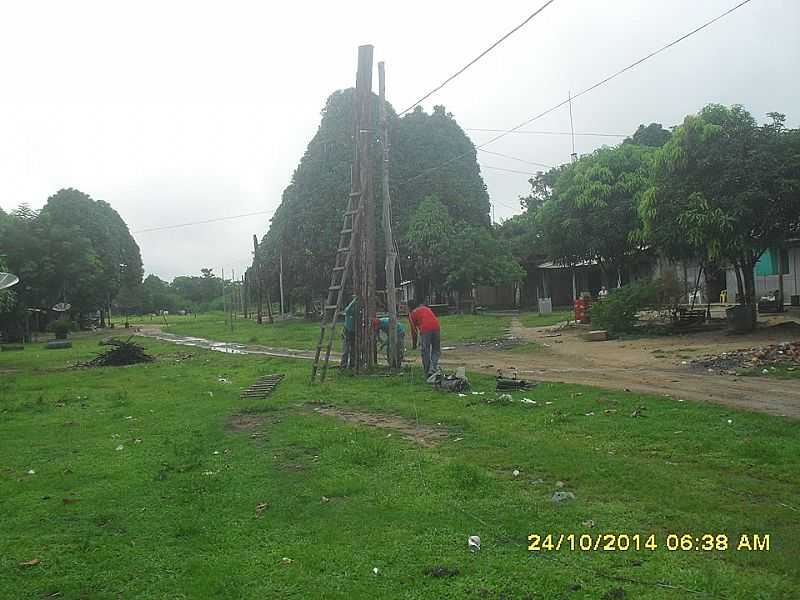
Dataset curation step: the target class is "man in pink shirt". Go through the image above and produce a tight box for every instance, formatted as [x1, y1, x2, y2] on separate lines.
[408, 300, 441, 377]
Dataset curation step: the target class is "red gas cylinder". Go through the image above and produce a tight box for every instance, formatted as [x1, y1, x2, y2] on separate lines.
[574, 298, 585, 323]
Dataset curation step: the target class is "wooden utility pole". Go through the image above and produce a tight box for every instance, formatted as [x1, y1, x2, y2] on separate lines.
[221, 267, 228, 328]
[379, 61, 399, 368]
[242, 273, 248, 319]
[252, 234, 263, 324]
[279, 251, 285, 318]
[229, 268, 235, 330]
[352, 44, 376, 370]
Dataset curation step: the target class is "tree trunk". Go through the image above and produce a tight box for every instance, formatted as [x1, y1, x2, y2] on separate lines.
[742, 258, 758, 326]
[733, 262, 744, 303]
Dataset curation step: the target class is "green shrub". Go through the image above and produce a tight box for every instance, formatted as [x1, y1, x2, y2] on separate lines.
[49, 319, 72, 340]
[591, 281, 657, 335]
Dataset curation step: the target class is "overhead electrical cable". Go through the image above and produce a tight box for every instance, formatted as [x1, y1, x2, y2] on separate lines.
[399, 0, 756, 186]
[466, 128, 626, 137]
[478, 149, 554, 169]
[480, 164, 541, 176]
[397, 0, 559, 116]
[133, 210, 275, 234]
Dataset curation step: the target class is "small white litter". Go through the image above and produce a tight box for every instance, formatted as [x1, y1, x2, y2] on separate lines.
[512, 469, 520, 477]
[372, 567, 379, 576]
[727, 419, 733, 424]
[115, 445, 124, 451]
[468, 535, 481, 552]
[26, 469, 35, 475]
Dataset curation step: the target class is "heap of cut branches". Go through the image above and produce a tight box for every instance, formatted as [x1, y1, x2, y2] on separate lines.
[79, 337, 155, 367]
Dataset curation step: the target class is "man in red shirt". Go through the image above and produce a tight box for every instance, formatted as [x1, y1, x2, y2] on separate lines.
[408, 300, 441, 377]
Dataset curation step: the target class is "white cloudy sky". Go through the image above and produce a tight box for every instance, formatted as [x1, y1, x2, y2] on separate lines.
[1, 0, 798, 280]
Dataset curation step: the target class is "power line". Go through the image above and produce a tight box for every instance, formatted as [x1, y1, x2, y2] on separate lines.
[492, 198, 523, 211]
[478, 148, 554, 169]
[480, 163, 540, 176]
[397, 0, 559, 116]
[133, 210, 274, 234]
[467, 128, 626, 137]
[400, 0, 756, 186]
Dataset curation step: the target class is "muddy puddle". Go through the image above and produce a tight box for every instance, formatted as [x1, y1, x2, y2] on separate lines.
[138, 331, 321, 361]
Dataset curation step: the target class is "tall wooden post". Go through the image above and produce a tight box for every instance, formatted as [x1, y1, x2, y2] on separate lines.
[279, 251, 285, 318]
[242, 274, 248, 319]
[221, 267, 227, 327]
[252, 234, 263, 324]
[353, 44, 376, 370]
[230, 268, 236, 329]
[379, 61, 399, 368]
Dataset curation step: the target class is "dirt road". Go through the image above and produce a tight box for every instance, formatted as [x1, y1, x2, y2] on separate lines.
[444, 318, 800, 418]
[137, 320, 800, 418]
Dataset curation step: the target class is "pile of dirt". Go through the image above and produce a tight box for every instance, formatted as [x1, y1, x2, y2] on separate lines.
[78, 337, 155, 368]
[691, 341, 800, 374]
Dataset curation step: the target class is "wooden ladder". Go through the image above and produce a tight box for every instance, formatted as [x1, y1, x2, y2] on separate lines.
[310, 189, 363, 383]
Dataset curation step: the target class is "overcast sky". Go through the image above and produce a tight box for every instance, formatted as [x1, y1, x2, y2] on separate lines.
[1, 0, 798, 280]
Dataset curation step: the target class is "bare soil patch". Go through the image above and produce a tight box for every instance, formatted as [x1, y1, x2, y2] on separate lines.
[310, 405, 449, 447]
[225, 413, 267, 433]
[442, 315, 800, 418]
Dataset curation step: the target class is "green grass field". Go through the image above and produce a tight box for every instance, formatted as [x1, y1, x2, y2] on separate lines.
[2, 334, 798, 599]
[147, 311, 511, 349]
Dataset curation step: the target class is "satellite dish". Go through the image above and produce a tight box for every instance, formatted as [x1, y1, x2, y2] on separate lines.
[52, 302, 72, 312]
[0, 272, 19, 291]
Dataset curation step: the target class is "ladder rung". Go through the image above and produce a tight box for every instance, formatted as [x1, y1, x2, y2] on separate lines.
[349, 191, 361, 197]
[333, 266, 345, 271]
[324, 304, 339, 310]
[340, 228, 353, 235]
[337, 247, 349, 253]
[344, 210, 359, 216]
[329, 285, 341, 291]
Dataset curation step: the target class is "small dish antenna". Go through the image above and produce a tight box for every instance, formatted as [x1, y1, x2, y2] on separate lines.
[52, 302, 72, 312]
[0, 272, 19, 291]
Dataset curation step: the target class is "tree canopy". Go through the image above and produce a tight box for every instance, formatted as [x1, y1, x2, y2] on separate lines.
[640, 104, 800, 305]
[537, 143, 653, 280]
[256, 90, 492, 306]
[0, 189, 143, 321]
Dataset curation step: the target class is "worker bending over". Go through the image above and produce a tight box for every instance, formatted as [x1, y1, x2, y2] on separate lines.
[372, 316, 405, 364]
[408, 300, 441, 378]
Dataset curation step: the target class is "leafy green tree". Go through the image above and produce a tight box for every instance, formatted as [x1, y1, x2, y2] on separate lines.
[171, 269, 222, 308]
[393, 105, 490, 234]
[256, 92, 490, 308]
[405, 196, 455, 300]
[625, 123, 672, 148]
[36, 189, 143, 318]
[445, 225, 525, 302]
[640, 104, 800, 314]
[406, 195, 523, 305]
[538, 143, 652, 283]
[0, 190, 142, 324]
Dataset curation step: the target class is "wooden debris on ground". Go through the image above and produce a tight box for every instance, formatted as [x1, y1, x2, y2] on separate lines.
[240, 374, 285, 399]
[78, 337, 154, 367]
